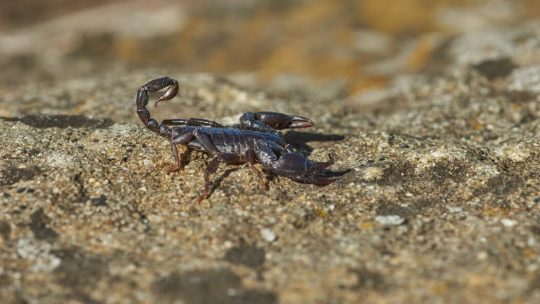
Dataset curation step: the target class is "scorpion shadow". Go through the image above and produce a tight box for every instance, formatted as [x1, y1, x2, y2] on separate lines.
[209, 168, 240, 197]
[284, 131, 345, 156]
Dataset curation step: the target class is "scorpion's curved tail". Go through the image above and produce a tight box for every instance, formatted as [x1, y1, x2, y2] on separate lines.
[136, 77, 179, 138]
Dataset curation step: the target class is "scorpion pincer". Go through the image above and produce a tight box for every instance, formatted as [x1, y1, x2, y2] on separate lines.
[136, 76, 342, 202]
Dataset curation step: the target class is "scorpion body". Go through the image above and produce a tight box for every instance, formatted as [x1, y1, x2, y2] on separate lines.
[136, 77, 341, 202]
[173, 126, 283, 158]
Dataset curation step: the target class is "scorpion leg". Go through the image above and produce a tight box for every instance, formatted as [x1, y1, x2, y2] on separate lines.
[166, 141, 192, 173]
[190, 129, 230, 202]
[239, 112, 314, 131]
[179, 148, 193, 170]
[246, 149, 268, 190]
[193, 129, 256, 201]
[198, 156, 221, 203]
[166, 140, 182, 173]
[168, 129, 197, 172]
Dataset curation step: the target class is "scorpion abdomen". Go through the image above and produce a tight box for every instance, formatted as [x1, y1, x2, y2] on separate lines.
[210, 127, 282, 154]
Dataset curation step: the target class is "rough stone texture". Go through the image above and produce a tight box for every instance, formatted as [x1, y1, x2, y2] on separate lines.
[1, 21, 540, 303]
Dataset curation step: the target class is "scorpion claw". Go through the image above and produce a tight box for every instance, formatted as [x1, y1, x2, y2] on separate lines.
[312, 155, 334, 168]
[267, 152, 343, 186]
[297, 170, 341, 187]
[243, 112, 314, 130]
[305, 176, 337, 187]
[285, 115, 314, 129]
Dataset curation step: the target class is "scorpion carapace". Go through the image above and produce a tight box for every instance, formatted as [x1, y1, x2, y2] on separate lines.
[136, 76, 342, 202]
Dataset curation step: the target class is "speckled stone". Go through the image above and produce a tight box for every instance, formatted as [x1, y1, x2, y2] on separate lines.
[1, 21, 540, 304]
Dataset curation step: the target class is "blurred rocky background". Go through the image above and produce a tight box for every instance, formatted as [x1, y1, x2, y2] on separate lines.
[1, 1, 540, 303]
[1, 0, 538, 100]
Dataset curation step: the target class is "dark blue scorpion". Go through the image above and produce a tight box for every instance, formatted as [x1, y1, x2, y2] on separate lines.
[137, 77, 341, 202]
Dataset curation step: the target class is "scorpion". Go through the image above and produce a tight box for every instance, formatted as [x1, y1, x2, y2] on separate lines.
[136, 76, 342, 202]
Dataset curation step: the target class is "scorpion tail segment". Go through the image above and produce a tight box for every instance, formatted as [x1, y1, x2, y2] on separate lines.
[136, 77, 178, 109]
[136, 77, 178, 138]
[155, 80, 179, 108]
[268, 152, 341, 186]
[240, 112, 314, 131]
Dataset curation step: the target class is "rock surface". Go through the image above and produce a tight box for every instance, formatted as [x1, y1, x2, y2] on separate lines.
[1, 21, 540, 303]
